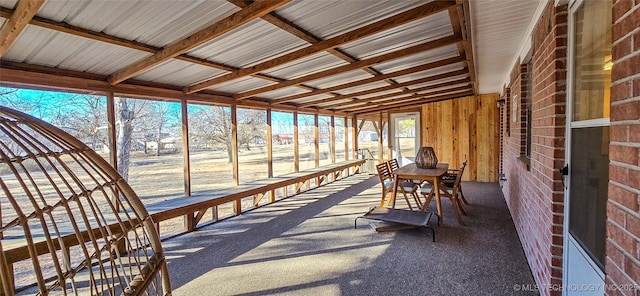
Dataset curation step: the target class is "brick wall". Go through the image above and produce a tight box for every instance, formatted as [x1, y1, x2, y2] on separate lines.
[607, 0, 640, 293]
[501, 1, 567, 295]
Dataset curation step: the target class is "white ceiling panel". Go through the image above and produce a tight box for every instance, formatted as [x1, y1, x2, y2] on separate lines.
[470, 0, 544, 94]
[188, 18, 310, 68]
[134, 60, 227, 87]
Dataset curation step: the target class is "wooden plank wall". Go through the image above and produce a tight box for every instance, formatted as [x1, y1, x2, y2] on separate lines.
[421, 94, 499, 182]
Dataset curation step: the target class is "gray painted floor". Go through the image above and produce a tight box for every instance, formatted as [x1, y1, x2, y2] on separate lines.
[163, 174, 538, 296]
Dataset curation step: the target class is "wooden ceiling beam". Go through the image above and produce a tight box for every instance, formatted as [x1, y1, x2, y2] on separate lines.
[0, 63, 348, 116]
[459, 0, 478, 95]
[300, 66, 468, 107]
[351, 90, 474, 114]
[0, 0, 45, 57]
[235, 34, 462, 100]
[0, 7, 312, 88]
[107, 0, 291, 85]
[271, 55, 466, 105]
[333, 84, 472, 111]
[185, 0, 456, 94]
[325, 78, 471, 109]
[227, 0, 403, 99]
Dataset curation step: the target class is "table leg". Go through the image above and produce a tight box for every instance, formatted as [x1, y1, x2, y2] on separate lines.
[391, 174, 399, 209]
[433, 178, 443, 226]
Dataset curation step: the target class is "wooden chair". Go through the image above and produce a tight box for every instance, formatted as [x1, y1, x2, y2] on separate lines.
[376, 162, 420, 211]
[442, 160, 469, 206]
[419, 161, 467, 225]
[388, 158, 423, 206]
[0, 107, 171, 295]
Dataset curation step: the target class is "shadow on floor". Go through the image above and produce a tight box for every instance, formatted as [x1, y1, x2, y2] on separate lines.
[163, 174, 538, 296]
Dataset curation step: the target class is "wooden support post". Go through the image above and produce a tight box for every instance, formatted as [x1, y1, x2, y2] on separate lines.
[387, 112, 392, 160]
[105, 92, 120, 212]
[231, 105, 240, 214]
[294, 111, 299, 172]
[330, 115, 336, 164]
[314, 114, 319, 168]
[267, 109, 273, 178]
[344, 116, 349, 161]
[378, 112, 384, 163]
[267, 109, 275, 202]
[351, 115, 358, 172]
[181, 99, 191, 196]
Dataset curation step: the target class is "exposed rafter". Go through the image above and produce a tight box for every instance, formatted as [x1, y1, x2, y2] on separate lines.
[299, 66, 468, 108]
[107, 0, 292, 85]
[325, 78, 471, 109]
[352, 90, 474, 115]
[184, 0, 456, 94]
[235, 34, 462, 100]
[332, 84, 471, 111]
[0, 0, 45, 57]
[270, 56, 467, 105]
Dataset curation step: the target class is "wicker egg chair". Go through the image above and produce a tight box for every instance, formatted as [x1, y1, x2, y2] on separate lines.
[0, 106, 171, 295]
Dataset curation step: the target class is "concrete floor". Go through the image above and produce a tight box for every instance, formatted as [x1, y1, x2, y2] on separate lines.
[162, 174, 537, 296]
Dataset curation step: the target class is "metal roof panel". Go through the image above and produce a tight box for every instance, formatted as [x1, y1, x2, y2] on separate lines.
[339, 10, 452, 59]
[304, 70, 374, 89]
[262, 52, 347, 80]
[188, 18, 310, 68]
[276, 0, 430, 39]
[134, 60, 227, 87]
[4, 25, 151, 75]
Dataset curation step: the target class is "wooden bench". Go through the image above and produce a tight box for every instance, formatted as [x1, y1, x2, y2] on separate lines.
[146, 160, 365, 230]
[2, 160, 365, 269]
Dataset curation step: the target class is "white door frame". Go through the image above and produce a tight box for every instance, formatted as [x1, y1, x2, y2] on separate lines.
[389, 112, 420, 166]
[562, 0, 608, 293]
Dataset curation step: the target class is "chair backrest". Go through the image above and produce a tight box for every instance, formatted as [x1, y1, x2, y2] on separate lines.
[452, 160, 467, 196]
[388, 158, 400, 172]
[376, 161, 392, 184]
[0, 107, 170, 295]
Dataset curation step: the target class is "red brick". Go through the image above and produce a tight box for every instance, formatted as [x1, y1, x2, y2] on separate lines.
[630, 125, 640, 142]
[608, 201, 627, 225]
[614, 0, 634, 21]
[610, 145, 639, 165]
[634, 77, 640, 97]
[607, 241, 626, 267]
[614, 35, 633, 61]
[613, 6, 640, 41]
[608, 223, 638, 254]
[612, 81, 633, 101]
[627, 214, 640, 239]
[629, 168, 640, 191]
[609, 183, 639, 211]
[623, 256, 640, 284]
[635, 30, 640, 51]
[610, 164, 629, 184]
[611, 125, 630, 142]
[611, 102, 640, 121]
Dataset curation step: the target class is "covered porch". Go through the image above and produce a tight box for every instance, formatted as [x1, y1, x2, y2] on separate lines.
[1, 0, 638, 295]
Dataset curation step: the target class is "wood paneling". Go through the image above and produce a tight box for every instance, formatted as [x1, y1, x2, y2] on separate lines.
[420, 94, 499, 182]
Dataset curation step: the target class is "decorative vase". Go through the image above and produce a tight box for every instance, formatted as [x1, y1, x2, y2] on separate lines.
[415, 146, 438, 169]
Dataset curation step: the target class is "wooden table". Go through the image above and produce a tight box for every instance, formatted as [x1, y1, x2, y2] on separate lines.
[389, 163, 464, 226]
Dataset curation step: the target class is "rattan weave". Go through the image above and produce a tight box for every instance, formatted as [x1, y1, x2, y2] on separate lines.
[0, 107, 170, 295]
